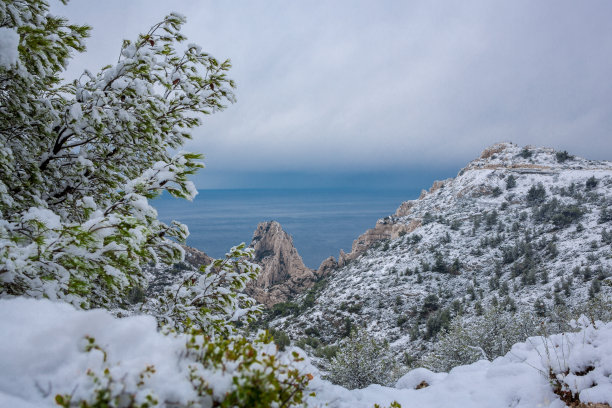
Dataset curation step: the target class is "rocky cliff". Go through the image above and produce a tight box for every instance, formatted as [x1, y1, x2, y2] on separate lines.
[246, 221, 326, 307]
[147, 221, 327, 307]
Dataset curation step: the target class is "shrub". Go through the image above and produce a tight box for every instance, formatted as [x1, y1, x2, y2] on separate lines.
[0, 7, 235, 309]
[532, 198, 583, 228]
[423, 307, 539, 372]
[585, 176, 598, 190]
[424, 308, 451, 340]
[270, 328, 291, 351]
[326, 329, 398, 389]
[520, 147, 533, 159]
[421, 294, 440, 315]
[555, 150, 573, 163]
[526, 183, 547, 205]
[506, 175, 517, 189]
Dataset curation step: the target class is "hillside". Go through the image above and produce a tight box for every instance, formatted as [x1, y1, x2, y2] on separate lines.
[265, 142, 612, 365]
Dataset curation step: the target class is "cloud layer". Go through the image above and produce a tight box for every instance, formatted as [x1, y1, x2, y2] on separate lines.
[57, 0, 612, 180]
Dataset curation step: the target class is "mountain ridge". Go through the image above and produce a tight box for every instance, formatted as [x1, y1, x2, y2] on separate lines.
[264, 142, 612, 366]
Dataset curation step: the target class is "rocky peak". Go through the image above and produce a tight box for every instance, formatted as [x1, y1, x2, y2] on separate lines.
[246, 221, 326, 307]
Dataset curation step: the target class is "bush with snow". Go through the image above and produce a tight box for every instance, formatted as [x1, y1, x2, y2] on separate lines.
[326, 328, 400, 389]
[0, 298, 313, 408]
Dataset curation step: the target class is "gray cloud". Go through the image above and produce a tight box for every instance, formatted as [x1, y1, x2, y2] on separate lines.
[56, 0, 612, 181]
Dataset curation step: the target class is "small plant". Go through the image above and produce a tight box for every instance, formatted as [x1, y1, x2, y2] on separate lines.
[526, 183, 547, 205]
[555, 150, 573, 163]
[585, 175, 598, 190]
[520, 147, 533, 159]
[326, 329, 399, 389]
[506, 175, 517, 189]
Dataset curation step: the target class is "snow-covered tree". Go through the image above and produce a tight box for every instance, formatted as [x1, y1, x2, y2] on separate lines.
[1, 2, 314, 406]
[0, 1, 237, 310]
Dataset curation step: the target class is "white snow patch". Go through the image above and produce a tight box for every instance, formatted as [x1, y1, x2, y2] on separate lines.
[0, 27, 19, 68]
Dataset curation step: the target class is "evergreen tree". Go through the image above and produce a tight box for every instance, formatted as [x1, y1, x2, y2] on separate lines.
[505, 174, 517, 189]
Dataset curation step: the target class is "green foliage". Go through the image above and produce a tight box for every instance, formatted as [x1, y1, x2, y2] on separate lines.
[424, 308, 451, 340]
[326, 328, 399, 389]
[585, 176, 598, 190]
[0, 3, 236, 308]
[532, 198, 583, 228]
[313, 344, 340, 360]
[57, 332, 312, 408]
[422, 212, 434, 225]
[142, 244, 262, 336]
[423, 306, 538, 372]
[526, 183, 547, 205]
[519, 147, 533, 159]
[269, 328, 291, 351]
[505, 174, 517, 190]
[375, 402, 402, 408]
[421, 294, 440, 316]
[555, 150, 573, 163]
[599, 206, 612, 224]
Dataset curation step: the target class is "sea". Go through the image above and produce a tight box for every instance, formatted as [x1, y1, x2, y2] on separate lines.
[152, 188, 420, 269]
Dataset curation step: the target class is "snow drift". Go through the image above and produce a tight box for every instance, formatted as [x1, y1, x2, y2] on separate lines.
[1, 298, 611, 407]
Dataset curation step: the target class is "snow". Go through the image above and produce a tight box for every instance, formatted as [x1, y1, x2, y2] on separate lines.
[0, 27, 19, 68]
[21, 207, 61, 229]
[1, 297, 612, 407]
[395, 367, 447, 389]
[306, 318, 612, 407]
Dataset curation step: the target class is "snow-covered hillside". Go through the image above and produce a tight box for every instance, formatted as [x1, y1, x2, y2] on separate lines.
[2, 297, 612, 408]
[266, 143, 612, 367]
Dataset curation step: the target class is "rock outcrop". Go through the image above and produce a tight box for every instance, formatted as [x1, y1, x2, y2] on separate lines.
[246, 221, 324, 307]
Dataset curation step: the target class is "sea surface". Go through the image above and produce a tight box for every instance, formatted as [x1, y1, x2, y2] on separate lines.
[152, 188, 419, 269]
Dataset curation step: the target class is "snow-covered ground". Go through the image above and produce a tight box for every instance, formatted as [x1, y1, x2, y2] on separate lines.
[1, 297, 611, 407]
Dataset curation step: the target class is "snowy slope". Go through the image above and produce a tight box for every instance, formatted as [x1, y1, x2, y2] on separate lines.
[308, 316, 612, 407]
[2, 297, 612, 408]
[267, 143, 612, 365]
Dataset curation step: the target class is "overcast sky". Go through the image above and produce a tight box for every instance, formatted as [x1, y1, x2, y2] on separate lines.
[54, 1, 612, 189]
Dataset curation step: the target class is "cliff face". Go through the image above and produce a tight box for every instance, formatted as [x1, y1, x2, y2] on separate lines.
[147, 222, 327, 308]
[246, 221, 324, 307]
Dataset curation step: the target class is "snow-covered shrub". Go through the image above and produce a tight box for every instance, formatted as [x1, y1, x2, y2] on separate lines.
[142, 243, 262, 336]
[0, 1, 235, 309]
[423, 307, 539, 372]
[54, 332, 313, 408]
[0, 298, 313, 408]
[326, 328, 399, 389]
